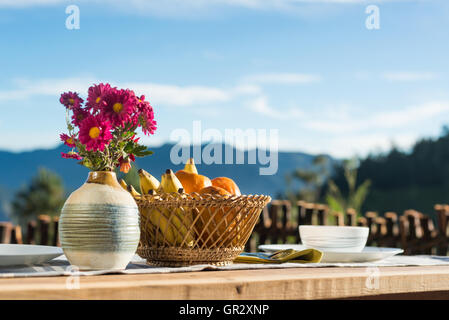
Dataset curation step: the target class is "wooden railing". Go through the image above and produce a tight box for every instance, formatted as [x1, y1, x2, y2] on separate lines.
[0, 215, 59, 246]
[245, 201, 449, 255]
[2, 204, 449, 256]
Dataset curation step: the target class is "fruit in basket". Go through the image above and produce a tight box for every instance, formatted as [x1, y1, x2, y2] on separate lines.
[161, 169, 184, 193]
[127, 184, 141, 199]
[198, 185, 232, 197]
[175, 160, 212, 194]
[138, 169, 160, 194]
[196, 186, 241, 246]
[211, 177, 241, 196]
[119, 179, 128, 191]
[160, 169, 195, 247]
[183, 157, 198, 174]
[144, 190, 176, 246]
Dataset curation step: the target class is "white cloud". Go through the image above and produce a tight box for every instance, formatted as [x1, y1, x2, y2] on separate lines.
[123, 82, 231, 107]
[299, 132, 420, 158]
[243, 73, 322, 85]
[382, 72, 438, 82]
[0, 77, 261, 107]
[304, 101, 449, 134]
[247, 96, 304, 119]
[0, 77, 96, 101]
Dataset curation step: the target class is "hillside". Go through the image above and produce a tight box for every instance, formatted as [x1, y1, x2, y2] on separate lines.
[0, 143, 333, 221]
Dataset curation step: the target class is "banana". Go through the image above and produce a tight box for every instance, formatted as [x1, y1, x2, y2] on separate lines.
[160, 169, 194, 247]
[138, 169, 160, 195]
[160, 169, 184, 193]
[119, 179, 128, 191]
[139, 188, 176, 246]
[173, 189, 195, 247]
[183, 158, 198, 174]
[146, 207, 176, 246]
[127, 184, 141, 200]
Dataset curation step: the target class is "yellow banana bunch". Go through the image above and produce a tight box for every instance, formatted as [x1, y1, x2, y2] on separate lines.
[160, 169, 183, 193]
[161, 169, 195, 247]
[126, 184, 141, 200]
[138, 169, 160, 195]
[135, 169, 174, 246]
[119, 179, 128, 191]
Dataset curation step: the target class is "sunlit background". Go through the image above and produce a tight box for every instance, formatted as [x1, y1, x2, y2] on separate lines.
[0, 0, 448, 156]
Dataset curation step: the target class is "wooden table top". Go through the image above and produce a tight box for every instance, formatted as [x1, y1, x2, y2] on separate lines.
[2, 265, 449, 299]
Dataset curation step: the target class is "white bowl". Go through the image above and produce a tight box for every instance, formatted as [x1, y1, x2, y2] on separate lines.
[298, 225, 369, 252]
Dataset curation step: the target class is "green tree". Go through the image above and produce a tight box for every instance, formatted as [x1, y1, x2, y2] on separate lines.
[10, 168, 66, 227]
[326, 158, 371, 216]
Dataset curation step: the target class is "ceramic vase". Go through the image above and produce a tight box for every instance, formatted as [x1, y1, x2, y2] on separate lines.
[59, 171, 140, 270]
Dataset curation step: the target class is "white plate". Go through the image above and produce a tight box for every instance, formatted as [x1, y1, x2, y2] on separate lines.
[0, 244, 63, 267]
[258, 244, 403, 263]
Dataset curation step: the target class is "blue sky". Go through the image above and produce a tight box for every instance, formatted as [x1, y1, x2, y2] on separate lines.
[0, 0, 448, 158]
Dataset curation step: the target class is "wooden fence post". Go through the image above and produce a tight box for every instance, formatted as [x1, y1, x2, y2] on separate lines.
[10, 226, 23, 244]
[435, 204, 449, 255]
[383, 212, 399, 248]
[38, 215, 51, 246]
[52, 216, 60, 247]
[316, 205, 328, 226]
[346, 208, 357, 226]
[365, 211, 378, 245]
[0, 222, 12, 244]
[26, 221, 36, 245]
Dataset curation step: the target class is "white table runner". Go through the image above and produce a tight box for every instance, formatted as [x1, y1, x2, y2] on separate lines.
[1, 254, 449, 278]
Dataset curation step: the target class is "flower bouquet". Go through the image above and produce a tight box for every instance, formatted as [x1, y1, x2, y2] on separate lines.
[58, 83, 157, 270]
[59, 83, 156, 172]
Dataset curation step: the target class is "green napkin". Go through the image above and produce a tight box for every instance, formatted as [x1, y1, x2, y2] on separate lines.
[234, 248, 322, 264]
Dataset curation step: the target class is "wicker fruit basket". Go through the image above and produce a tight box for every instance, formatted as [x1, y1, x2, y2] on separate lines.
[135, 192, 271, 266]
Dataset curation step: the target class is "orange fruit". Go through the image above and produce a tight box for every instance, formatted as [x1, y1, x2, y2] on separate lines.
[196, 185, 241, 247]
[198, 185, 231, 197]
[211, 177, 241, 196]
[175, 170, 212, 194]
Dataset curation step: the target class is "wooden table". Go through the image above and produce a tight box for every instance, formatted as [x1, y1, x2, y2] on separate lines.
[2, 265, 449, 299]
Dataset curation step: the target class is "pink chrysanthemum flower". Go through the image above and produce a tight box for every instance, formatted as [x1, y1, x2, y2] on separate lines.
[60, 92, 83, 109]
[136, 98, 157, 135]
[78, 115, 113, 151]
[86, 83, 111, 111]
[60, 133, 76, 148]
[71, 107, 91, 127]
[102, 88, 137, 127]
[61, 151, 83, 160]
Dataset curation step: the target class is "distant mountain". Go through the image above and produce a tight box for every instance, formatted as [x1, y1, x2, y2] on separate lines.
[0, 143, 335, 221]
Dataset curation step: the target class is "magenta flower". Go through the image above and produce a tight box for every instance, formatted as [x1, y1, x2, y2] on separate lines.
[60, 92, 83, 109]
[137, 98, 157, 135]
[71, 107, 91, 127]
[60, 133, 76, 148]
[78, 115, 113, 151]
[86, 83, 111, 111]
[102, 88, 137, 127]
[61, 151, 82, 160]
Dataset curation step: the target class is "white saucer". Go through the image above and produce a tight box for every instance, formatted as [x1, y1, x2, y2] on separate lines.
[0, 244, 63, 267]
[258, 244, 404, 263]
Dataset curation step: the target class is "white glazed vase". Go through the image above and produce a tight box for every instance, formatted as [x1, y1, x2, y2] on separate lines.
[59, 171, 140, 270]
